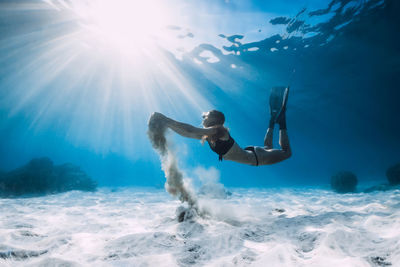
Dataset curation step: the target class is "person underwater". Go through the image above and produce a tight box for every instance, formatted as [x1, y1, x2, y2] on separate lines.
[149, 86, 291, 166]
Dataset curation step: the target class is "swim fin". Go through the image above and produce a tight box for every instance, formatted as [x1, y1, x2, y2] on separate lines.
[269, 86, 289, 124]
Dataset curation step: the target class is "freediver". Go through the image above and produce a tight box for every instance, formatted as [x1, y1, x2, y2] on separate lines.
[150, 86, 291, 166]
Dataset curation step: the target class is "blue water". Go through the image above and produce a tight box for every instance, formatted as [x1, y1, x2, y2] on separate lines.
[0, 0, 399, 188]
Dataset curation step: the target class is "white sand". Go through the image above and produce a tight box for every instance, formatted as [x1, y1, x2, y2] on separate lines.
[0, 187, 399, 266]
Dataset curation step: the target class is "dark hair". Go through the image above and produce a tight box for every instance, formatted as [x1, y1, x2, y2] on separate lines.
[201, 110, 227, 144]
[204, 110, 225, 126]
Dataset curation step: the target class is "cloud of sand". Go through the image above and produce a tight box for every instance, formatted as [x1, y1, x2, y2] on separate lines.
[147, 114, 198, 208]
[193, 166, 230, 199]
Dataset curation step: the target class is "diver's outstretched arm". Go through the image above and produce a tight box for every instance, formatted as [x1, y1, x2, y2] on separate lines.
[167, 119, 209, 140]
[152, 113, 217, 140]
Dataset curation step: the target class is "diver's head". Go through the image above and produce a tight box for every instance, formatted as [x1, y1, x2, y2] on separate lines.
[202, 110, 225, 127]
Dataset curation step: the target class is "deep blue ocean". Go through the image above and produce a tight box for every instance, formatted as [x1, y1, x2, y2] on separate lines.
[0, 0, 399, 188]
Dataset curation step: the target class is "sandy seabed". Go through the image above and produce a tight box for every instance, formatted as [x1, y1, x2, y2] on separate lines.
[0, 187, 399, 267]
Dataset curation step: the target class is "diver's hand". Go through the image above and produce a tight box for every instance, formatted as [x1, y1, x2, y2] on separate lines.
[152, 112, 169, 122]
[149, 112, 172, 126]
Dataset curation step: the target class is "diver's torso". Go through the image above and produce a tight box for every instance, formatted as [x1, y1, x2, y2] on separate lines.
[207, 129, 257, 166]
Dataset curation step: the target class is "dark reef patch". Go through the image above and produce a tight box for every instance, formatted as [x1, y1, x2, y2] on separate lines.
[386, 163, 400, 186]
[0, 157, 97, 198]
[331, 171, 358, 193]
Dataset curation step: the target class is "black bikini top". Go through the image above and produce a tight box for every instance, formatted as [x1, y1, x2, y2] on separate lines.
[207, 135, 235, 161]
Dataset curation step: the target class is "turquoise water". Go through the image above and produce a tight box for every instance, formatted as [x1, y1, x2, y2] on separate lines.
[0, 0, 399, 188]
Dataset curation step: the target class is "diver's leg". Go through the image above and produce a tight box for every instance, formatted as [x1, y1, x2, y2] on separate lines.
[254, 146, 291, 165]
[258, 96, 291, 165]
[279, 129, 291, 154]
[277, 103, 291, 153]
[267, 129, 291, 164]
[256, 130, 291, 165]
[266, 86, 289, 149]
[263, 127, 274, 149]
[264, 89, 281, 149]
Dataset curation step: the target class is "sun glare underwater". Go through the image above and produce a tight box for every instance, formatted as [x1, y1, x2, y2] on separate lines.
[1, 0, 399, 187]
[1, 0, 400, 265]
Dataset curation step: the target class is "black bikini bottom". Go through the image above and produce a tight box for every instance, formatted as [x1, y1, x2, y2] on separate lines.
[244, 146, 259, 166]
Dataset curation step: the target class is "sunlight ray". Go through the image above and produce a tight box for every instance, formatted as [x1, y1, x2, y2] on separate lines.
[0, 0, 226, 156]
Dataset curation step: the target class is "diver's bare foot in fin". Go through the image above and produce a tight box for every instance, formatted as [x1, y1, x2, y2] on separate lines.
[269, 86, 289, 129]
[276, 87, 289, 129]
[265, 86, 289, 149]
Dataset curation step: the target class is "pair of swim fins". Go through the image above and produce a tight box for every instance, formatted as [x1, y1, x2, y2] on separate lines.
[269, 86, 289, 123]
